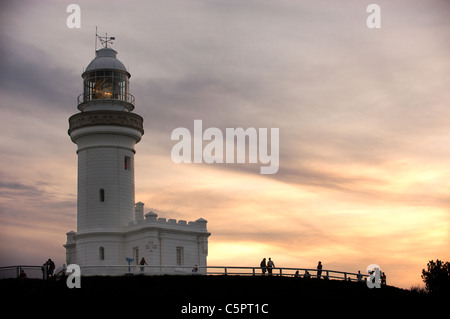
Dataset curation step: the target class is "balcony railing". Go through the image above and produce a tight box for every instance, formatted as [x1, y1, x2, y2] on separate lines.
[77, 92, 135, 108]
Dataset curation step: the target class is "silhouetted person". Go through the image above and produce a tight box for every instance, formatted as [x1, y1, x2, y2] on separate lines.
[139, 257, 148, 272]
[357, 270, 363, 282]
[294, 270, 299, 278]
[260, 258, 267, 276]
[381, 272, 386, 285]
[46, 258, 55, 279]
[304, 270, 311, 279]
[19, 269, 27, 280]
[317, 261, 322, 279]
[192, 265, 198, 275]
[267, 258, 275, 276]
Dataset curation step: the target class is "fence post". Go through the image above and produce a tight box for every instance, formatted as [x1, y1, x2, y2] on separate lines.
[224, 267, 227, 276]
[279, 268, 283, 276]
[252, 267, 255, 276]
[344, 272, 347, 281]
[42, 265, 47, 280]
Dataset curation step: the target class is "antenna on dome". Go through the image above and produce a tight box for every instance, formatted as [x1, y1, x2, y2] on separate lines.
[95, 27, 115, 50]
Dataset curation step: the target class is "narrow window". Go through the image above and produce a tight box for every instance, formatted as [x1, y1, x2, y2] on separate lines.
[124, 156, 131, 170]
[99, 188, 105, 202]
[133, 247, 139, 264]
[176, 247, 184, 266]
[99, 247, 105, 260]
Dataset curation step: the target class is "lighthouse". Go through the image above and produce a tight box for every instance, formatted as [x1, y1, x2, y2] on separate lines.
[64, 35, 210, 274]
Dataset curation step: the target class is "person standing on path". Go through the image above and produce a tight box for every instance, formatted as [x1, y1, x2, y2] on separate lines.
[267, 258, 275, 276]
[139, 257, 148, 272]
[317, 261, 322, 279]
[260, 258, 267, 276]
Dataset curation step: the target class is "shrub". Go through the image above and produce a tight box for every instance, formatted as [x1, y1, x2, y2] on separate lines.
[421, 259, 450, 295]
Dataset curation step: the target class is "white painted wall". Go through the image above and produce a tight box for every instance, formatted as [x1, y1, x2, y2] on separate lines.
[71, 126, 141, 233]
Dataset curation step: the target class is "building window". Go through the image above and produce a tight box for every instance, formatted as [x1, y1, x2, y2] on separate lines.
[133, 247, 139, 264]
[99, 188, 105, 202]
[99, 247, 105, 260]
[176, 247, 184, 266]
[124, 156, 131, 170]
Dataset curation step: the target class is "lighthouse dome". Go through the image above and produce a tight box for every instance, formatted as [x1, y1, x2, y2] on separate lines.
[84, 47, 130, 76]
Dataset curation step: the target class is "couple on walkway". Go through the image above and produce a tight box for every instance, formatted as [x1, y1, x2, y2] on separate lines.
[260, 258, 275, 276]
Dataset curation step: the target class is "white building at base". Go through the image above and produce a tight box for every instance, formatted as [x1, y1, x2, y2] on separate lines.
[64, 39, 210, 275]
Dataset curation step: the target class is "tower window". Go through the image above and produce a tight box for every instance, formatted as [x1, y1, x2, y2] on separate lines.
[124, 156, 131, 170]
[176, 247, 184, 266]
[99, 188, 105, 202]
[99, 247, 105, 260]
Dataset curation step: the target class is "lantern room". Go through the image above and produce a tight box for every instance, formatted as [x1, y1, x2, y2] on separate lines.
[78, 47, 134, 112]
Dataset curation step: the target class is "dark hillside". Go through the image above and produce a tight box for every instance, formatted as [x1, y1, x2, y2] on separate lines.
[1, 275, 444, 316]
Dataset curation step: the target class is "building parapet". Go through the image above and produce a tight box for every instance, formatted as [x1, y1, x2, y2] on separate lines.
[131, 210, 208, 230]
[128, 202, 209, 232]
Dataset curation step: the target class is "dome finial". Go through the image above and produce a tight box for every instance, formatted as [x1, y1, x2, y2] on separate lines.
[95, 27, 115, 50]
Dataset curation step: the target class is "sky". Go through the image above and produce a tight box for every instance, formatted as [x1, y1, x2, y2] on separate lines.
[0, 0, 449, 289]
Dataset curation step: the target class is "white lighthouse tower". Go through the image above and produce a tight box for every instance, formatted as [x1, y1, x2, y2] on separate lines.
[65, 35, 210, 274]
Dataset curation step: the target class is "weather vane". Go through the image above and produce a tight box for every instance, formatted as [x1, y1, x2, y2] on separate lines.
[95, 27, 115, 50]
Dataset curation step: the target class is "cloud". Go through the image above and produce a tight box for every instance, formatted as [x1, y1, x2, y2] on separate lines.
[0, 36, 77, 116]
[0, 169, 76, 265]
[0, 179, 42, 197]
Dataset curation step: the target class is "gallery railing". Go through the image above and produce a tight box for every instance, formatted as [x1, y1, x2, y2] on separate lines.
[77, 92, 135, 107]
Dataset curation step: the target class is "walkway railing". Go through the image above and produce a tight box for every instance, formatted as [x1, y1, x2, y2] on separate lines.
[0, 265, 369, 282]
[205, 266, 369, 282]
[0, 265, 45, 279]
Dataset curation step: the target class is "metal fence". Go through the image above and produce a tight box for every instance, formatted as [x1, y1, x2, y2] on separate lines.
[0, 265, 369, 282]
[0, 265, 45, 279]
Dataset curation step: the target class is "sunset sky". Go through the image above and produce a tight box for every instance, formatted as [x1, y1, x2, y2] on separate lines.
[0, 0, 449, 289]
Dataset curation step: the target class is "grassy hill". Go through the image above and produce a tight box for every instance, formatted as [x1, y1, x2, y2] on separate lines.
[1, 275, 444, 316]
